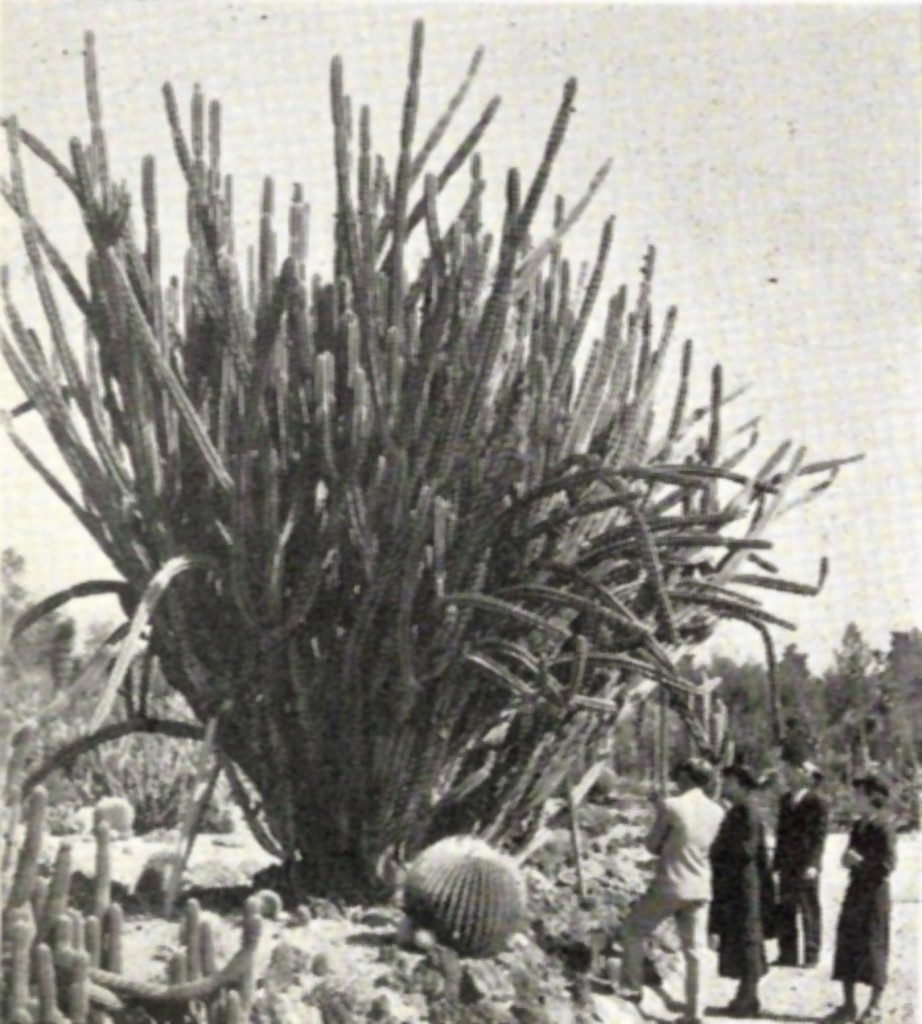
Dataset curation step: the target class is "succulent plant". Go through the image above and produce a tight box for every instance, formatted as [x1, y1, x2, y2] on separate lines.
[0, 712, 261, 1023]
[403, 836, 527, 957]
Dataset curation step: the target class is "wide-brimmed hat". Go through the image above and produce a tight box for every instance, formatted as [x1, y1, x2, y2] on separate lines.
[723, 763, 761, 790]
[852, 772, 890, 801]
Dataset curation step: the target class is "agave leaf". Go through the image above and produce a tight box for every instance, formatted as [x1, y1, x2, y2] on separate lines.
[88, 556, 204, 732]
[11, 581, 130, 641]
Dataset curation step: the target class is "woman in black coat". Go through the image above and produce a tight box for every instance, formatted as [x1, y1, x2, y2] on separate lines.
[708, 764, 776, 1018]
[828, 773, 897, 1023]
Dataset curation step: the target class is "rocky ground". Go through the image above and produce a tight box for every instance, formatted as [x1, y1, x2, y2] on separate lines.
[43, 794, 920, 1023]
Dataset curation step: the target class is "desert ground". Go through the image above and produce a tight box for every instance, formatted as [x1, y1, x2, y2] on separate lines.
[45, 797, 920, 1023]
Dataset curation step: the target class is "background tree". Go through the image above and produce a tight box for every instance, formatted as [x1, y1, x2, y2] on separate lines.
[1, 547, 77, 703]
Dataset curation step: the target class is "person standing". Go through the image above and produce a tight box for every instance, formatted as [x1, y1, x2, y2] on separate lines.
[618, 758, 725, 1024]
[773, 756, 830, 967]
[709, 763, 776, 1018]
[828, 772, 897, 1023]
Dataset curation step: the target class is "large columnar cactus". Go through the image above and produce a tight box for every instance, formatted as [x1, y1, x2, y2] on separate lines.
[0, 713, 261, 1023]
[1, 24, 859, 896]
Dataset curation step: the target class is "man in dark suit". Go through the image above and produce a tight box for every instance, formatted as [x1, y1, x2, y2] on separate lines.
[772, 757, 829, 967]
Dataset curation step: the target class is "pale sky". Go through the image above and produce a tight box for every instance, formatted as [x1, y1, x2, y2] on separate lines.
[0, 2, 919, 670]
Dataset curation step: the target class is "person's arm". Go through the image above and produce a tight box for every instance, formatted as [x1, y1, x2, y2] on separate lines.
[862, 818, 897, 880]
[771, 796, 788, 873]
[841, 822, 861, 868]
[645, 800, 671, 854]
[803, 795, 829, 878]
[739, 802, 758, 863]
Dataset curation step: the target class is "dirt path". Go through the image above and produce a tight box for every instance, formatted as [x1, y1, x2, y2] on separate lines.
[640, 831, 920, 1024]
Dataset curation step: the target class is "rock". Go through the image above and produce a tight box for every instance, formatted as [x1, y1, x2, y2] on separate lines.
[132, 849, 184, 914]
[460, 959, 515, 1004]
[427, 943, 462, 998]
[367, 993, 395, 1022]
[589, 992, 645, 1024]
[68, 869, 132, 915]
[356, 906, 400, 928]
[511, 1004, 554, 1024]
[310, 981, 357, 1024]
[253, 990, 322, 1024]
[263, 939, 312, 990]
[305, 896, 345, 921]
[311, 952, 332, 976]
[289, 904, 312, 926]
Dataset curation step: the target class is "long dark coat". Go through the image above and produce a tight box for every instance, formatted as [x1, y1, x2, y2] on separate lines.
[833, 813, 896, 987]
[709, 798, 776, 980]
[774, 789, 829, 876]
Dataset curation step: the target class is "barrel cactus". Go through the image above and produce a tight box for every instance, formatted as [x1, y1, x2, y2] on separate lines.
[402, 836, 527, 957]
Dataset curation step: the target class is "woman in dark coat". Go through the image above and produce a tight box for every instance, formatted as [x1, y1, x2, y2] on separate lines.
[708, 764, 776, 1018]
[828, 773, 897, 1023]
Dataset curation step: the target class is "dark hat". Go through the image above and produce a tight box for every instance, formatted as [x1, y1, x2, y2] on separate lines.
[780, 737, 812, 767]
[723, 763, 761, 790]
[671, 757, 716, 789]
[853, 772, 890, 801]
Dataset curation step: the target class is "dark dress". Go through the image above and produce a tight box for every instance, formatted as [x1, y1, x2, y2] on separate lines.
[709, 798, 777, 981]
[774, 789, 830, 964]
[832, 813, 896, 987]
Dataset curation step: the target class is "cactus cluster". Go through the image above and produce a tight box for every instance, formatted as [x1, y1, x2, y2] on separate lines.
[0, 21, 857, 892]
[1, 712, 261, 1023]
[402, 835, 527, 957]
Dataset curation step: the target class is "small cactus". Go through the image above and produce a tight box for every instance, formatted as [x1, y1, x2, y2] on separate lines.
[402, 835, 527, 957]
[93, 796, 136, 839]
[254, 888, 284, 920]
[1, 713, 261, 1023]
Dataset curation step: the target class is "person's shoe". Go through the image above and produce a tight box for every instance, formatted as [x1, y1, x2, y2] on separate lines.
[674, 1016, 703, 1024]
[857, 1007, 883, 1024]
[642, 956, 663, 986]
[715, 1001, 760, 1018]
[825, 1006, 858, 1023]
[614, 987, 643, 1005]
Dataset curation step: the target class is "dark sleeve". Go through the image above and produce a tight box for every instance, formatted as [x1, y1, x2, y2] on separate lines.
[804, 794, 830, 870]
[852, 815, 897, 880]
[739, 806, 764, 933]
[866, 819, 898, 880]
[709, 820, 729, 935]
[739, 802, 759, 863]
[772, 795, 788, 872]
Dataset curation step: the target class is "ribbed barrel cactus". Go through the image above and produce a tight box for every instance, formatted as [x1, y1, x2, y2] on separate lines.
[0, 22, 858, 897]
[403, 836, 527, 957]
